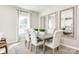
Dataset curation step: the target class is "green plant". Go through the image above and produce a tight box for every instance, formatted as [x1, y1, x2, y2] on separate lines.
[34, 28, 46, 32]
[34, 28, 38, 31]
[39, 29, 46, 32]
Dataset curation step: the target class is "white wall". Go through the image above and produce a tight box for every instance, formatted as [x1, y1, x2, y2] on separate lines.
[0, 6, 18, 43]
[39, 5, 79, 49]
[0, 6, 39, 44]
[40, 5, 74, 29]
[30, 12, 39, 29]
[0, 5, 40, 44]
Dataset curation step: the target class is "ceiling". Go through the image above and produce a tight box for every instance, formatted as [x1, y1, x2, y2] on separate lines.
[16, 5, 57, 13]
[16, 5, 73, 13]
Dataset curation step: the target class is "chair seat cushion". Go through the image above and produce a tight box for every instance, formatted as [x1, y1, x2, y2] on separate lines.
[46, 39, 52, 42]
[37, 41, 43, 46]
[45, 42, 56, 49]
[33, 41, 43, 46]
[0, 48, 5, 53]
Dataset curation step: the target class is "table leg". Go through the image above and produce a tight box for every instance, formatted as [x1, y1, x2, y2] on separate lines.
[5, 46, 8, 54]
[43, 40, 45, 54]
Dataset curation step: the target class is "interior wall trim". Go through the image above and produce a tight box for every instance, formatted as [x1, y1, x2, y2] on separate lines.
[60, 43, 79, 51]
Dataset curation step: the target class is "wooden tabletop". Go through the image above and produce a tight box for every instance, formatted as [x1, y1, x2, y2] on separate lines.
[37, 33, 53, 40]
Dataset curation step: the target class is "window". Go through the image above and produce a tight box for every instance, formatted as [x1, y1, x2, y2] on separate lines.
[19, 12, 30, 35]
[48, 13, 56, 29]
[48, 18, 52, 29]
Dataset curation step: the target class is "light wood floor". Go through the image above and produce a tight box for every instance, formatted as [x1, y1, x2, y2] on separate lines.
[8, 41, 79, 54]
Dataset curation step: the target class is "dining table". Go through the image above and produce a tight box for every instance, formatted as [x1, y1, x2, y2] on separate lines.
[37, 33, 53, 54]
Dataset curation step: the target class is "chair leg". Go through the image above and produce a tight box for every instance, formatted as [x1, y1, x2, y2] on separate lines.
[29, 41, 31, 49]
[57, 47, 59, 50]
[28, 41, 30, 49]
[35, 46, 37, 53]
[57, 47, 60, 53]
[5, 46, 8, 54]
[27, 42, 29, 49]
[52, 49, 55, 54]
[25, 40, 27, 46]
[30, 44, 32, 51]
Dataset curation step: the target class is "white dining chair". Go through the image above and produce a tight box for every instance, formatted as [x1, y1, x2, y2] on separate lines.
[30, 31, 43, 53]
[25, 31, 30, 49]
[45, 30, 63, 53]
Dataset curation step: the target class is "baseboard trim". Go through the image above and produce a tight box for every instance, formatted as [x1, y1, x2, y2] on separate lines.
[8, 42, 20, 49]
[60, 43, 79, 51]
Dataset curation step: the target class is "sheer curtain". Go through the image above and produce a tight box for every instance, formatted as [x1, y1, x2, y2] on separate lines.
[18, 10, 30, 40]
